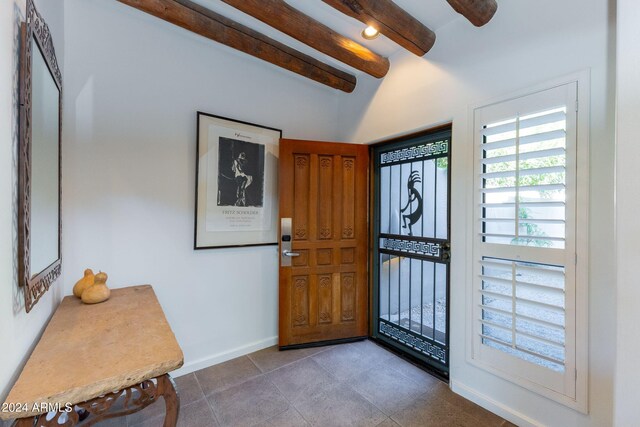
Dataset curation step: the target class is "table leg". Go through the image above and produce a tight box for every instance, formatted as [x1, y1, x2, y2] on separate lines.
[157, 374, 180, 427]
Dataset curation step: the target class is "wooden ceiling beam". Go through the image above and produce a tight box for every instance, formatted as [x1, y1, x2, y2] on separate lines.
[321, 0, 436, 57]
[446, 0, 498, 27]
[221, 0, 389, 78]
[117, 0, 357, 92]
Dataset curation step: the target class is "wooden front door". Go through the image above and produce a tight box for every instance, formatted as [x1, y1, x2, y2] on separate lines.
[279, 139, 369, 348]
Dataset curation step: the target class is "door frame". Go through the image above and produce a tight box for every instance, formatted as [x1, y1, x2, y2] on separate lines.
[368, 123, 453, 379]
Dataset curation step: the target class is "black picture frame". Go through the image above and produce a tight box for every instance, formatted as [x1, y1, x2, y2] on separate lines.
[194, 112, 282, 249]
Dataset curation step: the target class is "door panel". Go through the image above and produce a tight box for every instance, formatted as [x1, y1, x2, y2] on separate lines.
[279, 139, 369, 348]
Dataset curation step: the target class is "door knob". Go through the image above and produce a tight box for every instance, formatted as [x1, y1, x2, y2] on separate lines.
[283, 250, 300, 257]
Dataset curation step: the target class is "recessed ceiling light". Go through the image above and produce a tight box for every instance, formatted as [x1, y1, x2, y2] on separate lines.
[361, 26, 380, 40]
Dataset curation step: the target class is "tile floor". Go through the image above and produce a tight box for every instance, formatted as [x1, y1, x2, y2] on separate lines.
[121, 340, 516, 427]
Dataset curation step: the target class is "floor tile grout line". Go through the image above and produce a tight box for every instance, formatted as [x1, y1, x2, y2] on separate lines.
[189, 371, 206, 402]
[389, 413, 406, 427]
[206, 372, 268, 427]
[346, 366, 433, 420]
[254, 353, 315, 374]
[360, 340, 449, 391]
[290, 379, 380, 427]
[309, 349, 345, 382]
[389, 389, 506, 427]
[380, 418, 401, 427]
[296, 354, 390, 420]
[268, 347, 389, 425]
[248, 404, 293, 427]
[249, 393, 302, 427]
[387, 390, 455, 427]
[198, 368, 264, 396]
[191, 373, 222, 427]
[346, 359, 395, 414]
[262, 362, 318, 426]
[343, 379, 390, 418]
[248, 344, 334, 374]
[256, 346, 340, 379]
[245, 354, 263, 372]
[347, 362, 431, 418]
[422, 378, 504, 425]
[313, 343, 396, 383]
[314, 349, 389, 383]
[383, 359, 442, 391]
[388, 390, 432, 420]
[181, 397, 219, 426]
[203, 398, 220, 427]
[204, 372, 295, 427]
[263, 369, 293, 406]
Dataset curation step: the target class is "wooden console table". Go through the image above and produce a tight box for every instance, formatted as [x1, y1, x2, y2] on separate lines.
[0, 285, 184, 426]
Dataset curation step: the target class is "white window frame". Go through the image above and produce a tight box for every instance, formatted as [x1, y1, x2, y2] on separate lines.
[467, 72, 589, 413]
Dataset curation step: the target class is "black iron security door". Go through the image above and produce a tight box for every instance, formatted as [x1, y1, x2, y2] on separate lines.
[372, 127, 451, 377]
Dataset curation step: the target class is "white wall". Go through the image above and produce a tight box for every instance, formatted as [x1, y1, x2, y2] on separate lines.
[614, 0, 640, 424]
[61, 0, 342, 376]
[0, 0, 65, 406]
[337, 1, 616, 426]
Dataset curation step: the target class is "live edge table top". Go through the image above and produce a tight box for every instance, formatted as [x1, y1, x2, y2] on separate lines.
[1, 285, 184, 420]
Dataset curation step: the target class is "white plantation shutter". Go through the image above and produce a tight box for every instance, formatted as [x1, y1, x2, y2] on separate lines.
[472, 82, 584, 405]
[480, 105, 568, 249]
[479, 258, 566, 370]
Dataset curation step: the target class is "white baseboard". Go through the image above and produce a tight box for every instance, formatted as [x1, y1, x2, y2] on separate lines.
[171, 336, 278, 378]
[450, 380, 545, 427]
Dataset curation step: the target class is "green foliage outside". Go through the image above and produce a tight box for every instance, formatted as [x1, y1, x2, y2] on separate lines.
[485, 140, 565, 247]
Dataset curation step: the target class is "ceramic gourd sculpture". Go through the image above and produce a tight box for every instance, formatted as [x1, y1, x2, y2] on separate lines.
[73, 269, 95, 298]
[81, 272, 111, 304]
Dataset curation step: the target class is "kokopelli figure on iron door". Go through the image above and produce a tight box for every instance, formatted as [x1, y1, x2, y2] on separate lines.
[401, 171, 423, 236]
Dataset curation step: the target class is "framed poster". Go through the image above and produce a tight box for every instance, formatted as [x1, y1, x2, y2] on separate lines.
[195, 112, 281, 249]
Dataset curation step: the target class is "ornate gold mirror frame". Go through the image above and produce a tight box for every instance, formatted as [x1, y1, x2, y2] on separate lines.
[18, 0, 63, 312]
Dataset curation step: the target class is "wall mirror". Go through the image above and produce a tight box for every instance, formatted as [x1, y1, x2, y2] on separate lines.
[19, 0, 63, 313]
